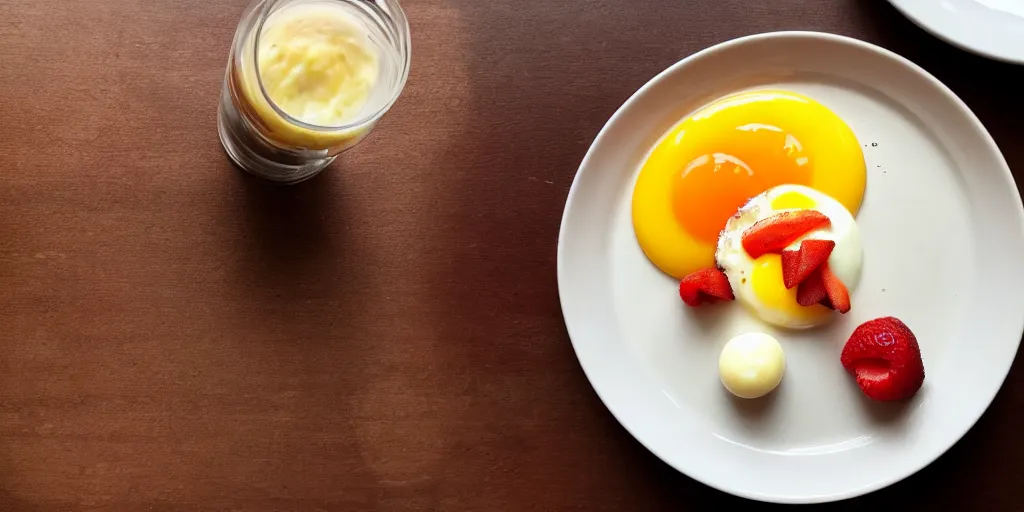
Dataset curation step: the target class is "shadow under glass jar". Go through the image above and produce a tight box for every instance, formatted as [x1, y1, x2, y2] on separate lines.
[218, 0, 410, 184]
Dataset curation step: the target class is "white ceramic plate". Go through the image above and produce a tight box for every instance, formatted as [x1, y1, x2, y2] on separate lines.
[888, 0, 1024, 64]
[557, 31, 1024, 503]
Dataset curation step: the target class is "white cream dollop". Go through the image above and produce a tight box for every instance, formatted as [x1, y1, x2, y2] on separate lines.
[719, 332, 786, 399]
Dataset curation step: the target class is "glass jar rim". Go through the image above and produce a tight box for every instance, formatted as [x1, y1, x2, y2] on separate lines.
[250, 0, 411, 133]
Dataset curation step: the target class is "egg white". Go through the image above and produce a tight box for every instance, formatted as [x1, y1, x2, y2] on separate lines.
[716, 184, 863, 329]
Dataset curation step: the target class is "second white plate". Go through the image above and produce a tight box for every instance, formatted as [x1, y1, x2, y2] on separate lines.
[888, 0, 1024, 64]
[558, 32, 1024, 503]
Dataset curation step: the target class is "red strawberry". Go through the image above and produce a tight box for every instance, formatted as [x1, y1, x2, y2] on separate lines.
[841, 317, 924, 401]
[796, 267, 828, 306]
[821, 265, 851, 313]
[781, 249, 800, 289]
[679, 268, 734, 307]
[781, 239, 836, 289]
[741, 210, 831, 259]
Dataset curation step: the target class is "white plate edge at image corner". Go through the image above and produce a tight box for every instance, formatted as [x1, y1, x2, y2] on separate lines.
[887, 0, 1024, 64]
[556, 31, 1024, 504]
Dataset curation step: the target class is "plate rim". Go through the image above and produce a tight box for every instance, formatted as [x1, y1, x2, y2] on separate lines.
[887, 0, 1024, 64]
[556, 30, 1024, 503]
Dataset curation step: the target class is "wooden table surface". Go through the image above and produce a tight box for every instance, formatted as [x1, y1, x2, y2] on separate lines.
[1, 0, 1023, 509]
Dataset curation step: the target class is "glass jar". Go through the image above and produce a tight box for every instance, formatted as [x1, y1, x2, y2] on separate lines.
[218, 0, 410, 184]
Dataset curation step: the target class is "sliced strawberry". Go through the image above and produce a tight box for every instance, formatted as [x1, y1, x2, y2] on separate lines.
[841, 317, 924, 401]
[741, 210, 831, 259]
[782, 239, 835, 289]
[679, 268, 734, 307]
[821, 264, 851, 313]
[781, 249, 800, 289]
[796, 267, 828, 306]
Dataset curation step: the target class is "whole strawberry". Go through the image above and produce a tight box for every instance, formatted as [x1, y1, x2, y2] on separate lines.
[841, 317, 924, 401]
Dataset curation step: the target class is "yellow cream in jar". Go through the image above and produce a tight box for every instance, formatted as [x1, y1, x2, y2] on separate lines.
[239, 1, 380, 149]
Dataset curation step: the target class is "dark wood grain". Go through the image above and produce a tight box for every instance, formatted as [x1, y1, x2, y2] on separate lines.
[0, 0, 1022, 509]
